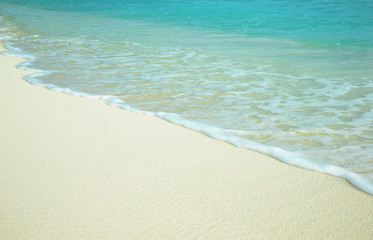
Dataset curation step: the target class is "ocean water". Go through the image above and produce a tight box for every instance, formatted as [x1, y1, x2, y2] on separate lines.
[1, 0, 372, 194]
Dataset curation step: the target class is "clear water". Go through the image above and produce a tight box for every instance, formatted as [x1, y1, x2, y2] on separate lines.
[1, 0, 372, 193]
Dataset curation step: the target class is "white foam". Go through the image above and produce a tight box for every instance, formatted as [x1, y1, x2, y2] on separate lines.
[155, 111, 373, 195]
[2, 38, 373, 196]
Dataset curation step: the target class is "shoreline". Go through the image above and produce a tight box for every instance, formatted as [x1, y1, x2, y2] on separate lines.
[4, 39, 373, 196]
[1, 43, 373, 239]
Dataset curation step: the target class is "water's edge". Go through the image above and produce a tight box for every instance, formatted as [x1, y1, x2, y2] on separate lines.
[2, 39, 372, 196]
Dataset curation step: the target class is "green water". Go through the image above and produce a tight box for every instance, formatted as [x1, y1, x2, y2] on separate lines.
[0, 0, 372, 190]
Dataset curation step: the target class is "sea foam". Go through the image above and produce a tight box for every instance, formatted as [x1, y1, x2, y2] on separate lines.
[3, 38, 372, 196]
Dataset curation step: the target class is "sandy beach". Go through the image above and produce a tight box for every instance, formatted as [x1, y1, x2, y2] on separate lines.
[1, 42, 372, 239]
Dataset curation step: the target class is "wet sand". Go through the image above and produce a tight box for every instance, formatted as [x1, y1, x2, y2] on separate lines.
[1, 43, 372, 239]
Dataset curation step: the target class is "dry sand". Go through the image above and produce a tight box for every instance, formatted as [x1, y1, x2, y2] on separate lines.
[1, 43, 372, 239]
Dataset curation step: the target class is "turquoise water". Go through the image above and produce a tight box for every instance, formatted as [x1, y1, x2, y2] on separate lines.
[1, 0, 372, 193]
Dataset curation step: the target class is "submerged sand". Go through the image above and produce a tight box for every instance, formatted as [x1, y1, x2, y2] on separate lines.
[0, 43, 372, 239]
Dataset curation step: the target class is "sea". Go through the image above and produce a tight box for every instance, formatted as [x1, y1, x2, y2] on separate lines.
[0, 0, 372, 194]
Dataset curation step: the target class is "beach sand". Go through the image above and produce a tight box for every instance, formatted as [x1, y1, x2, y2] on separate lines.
[1, 42, 372, 239]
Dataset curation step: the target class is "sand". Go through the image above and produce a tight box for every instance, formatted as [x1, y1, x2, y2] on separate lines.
[0, 43, 372, 239]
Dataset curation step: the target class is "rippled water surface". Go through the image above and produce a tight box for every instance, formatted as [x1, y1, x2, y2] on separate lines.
[1, 0, 372, 185]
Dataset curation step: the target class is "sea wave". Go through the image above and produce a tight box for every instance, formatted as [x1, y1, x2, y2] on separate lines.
[1, 38, 373, 195]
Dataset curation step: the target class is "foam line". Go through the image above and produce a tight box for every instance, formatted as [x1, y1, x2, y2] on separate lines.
[2, 38, 373, 196]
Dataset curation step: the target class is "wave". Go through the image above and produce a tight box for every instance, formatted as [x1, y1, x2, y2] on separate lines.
[2, 38, 373, 195]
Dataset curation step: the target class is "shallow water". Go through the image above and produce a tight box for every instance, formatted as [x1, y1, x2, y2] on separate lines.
[1, 0, 372, 192]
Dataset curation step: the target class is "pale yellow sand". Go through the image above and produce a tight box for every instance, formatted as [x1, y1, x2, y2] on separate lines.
[0, 43, 372, 240]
